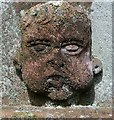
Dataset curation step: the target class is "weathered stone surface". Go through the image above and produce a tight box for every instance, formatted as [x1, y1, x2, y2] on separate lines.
[13, 2, 99, 106]
[91, 2, 112, 107]
[1, 2, 29, 106]
[1, 0, 112, 110]
[1, 105, 112, 118]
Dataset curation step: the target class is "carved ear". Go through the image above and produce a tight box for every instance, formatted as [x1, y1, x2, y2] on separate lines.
[92, 57, 103, 75]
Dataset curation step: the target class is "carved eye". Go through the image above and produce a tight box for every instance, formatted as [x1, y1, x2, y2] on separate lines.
[65, 44, 79, 52]
[61, 43, 82, 55]
[29, 42, 50, 52]
[32, 44, 50, 52]
[27, 38, 51, 53]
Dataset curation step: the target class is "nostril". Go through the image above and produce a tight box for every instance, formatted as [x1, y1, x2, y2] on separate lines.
[95, 65, 99, 69]
[47, 60, 55, 67]
[47, 60, 53, 64]
[47, 60, 65, 68]
[60, 63, 65, 68]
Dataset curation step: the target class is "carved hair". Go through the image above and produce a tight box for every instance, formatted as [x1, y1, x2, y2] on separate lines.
[20, 2, 91, 32]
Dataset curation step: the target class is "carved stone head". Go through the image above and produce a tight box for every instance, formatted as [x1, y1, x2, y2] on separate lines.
[14, 2, 102, 106]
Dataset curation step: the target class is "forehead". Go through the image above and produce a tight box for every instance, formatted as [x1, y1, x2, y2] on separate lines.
[24, 21, 90, 44]
[21, 2, 91, 44]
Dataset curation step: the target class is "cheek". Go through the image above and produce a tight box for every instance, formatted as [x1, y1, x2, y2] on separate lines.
[66, 52, 93, 74]
[82, 52, 93, 76]
[22, 60, 42, 82]
[21, 59, 49, 91]
[65, 52, 93, 89]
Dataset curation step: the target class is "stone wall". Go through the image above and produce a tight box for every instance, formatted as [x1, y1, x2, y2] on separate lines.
[91, 2, 112, 107]
[1, 2, 29, 106]
[1, 1, 112, 107]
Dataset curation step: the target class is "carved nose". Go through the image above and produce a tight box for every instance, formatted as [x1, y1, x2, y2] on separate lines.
[47, 75, 64, 88]
[47, 79, 62, 88]
[47, 48, 65, 68]
[47, 60, 65, 68]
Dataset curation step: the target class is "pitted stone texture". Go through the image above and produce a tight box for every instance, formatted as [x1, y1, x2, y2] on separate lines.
[15, 2, 94, 105]
[1, 1, 112, 107]
[91, 2, 112, 107]
[1, 2, 29, 105]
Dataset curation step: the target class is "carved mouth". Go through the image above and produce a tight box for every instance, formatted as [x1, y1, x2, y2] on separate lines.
[46, 75, 65, 88]
[45, 75, 73, 100]
[48, 85, 73, 100]
[47, 75, 65, 80]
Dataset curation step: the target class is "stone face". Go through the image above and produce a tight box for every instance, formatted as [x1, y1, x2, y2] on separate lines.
[14, 2, 93, 105]
[1, 1, 112, 109]
[13, 2, 97, 106]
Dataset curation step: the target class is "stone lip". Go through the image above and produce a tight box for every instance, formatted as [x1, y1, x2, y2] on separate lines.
[1, 105, 112, 119]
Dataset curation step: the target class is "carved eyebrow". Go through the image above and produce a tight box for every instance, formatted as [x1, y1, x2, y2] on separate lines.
[26, 37, 51, 47]
[62, 38, 84, 46]
[27, 37, 51, 44]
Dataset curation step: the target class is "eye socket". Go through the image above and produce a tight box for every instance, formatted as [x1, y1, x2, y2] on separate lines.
[61, 43, 82, 55]
[32, 44, 50, 52]
[29, 43, 51, 53]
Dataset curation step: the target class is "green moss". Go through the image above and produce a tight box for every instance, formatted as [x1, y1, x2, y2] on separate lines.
[12, 111, 37, 118]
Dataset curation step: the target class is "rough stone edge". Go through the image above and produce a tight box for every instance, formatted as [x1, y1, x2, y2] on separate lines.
[1, 0, 94, 2]
[112, 1, 114, 119]
[1, 105, 112, 119]
[0, 1, 113, 119]
[0, 1, 3, 120]
[1, 0, 113, 2]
